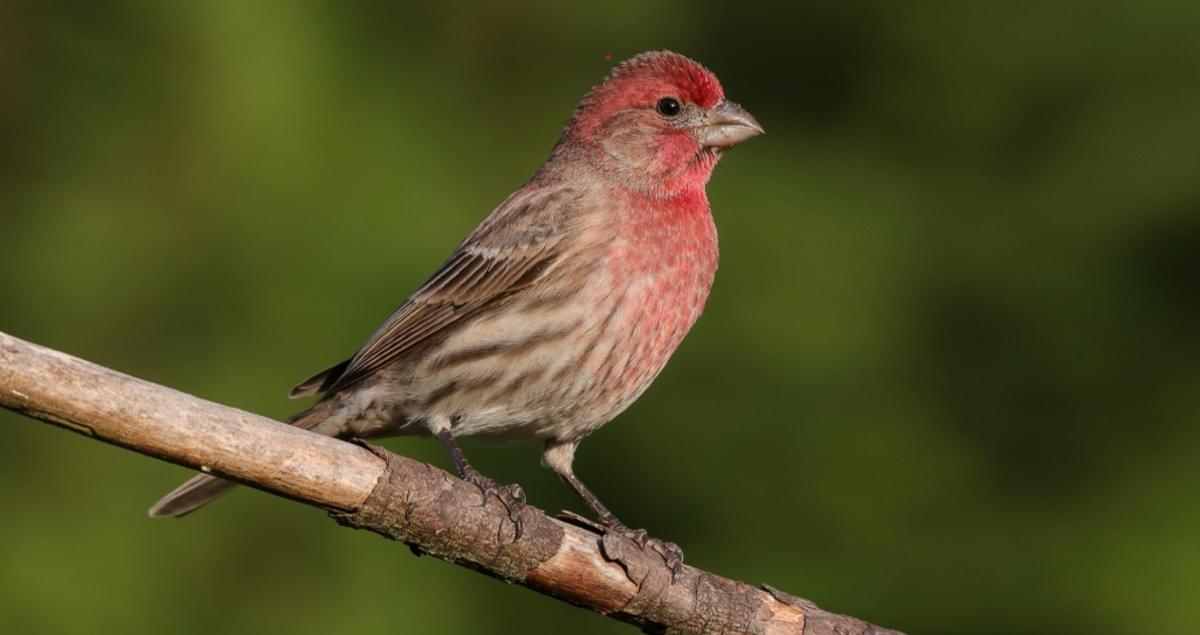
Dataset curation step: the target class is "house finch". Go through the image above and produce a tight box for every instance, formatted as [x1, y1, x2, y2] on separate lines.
[149, 50, 762, 575]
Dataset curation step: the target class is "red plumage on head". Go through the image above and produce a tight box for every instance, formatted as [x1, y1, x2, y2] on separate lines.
[567, 51, 725, 139]
[606, 51, 724, 108]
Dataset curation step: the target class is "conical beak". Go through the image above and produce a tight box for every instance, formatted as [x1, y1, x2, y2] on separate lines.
[695, 101, 764, 150]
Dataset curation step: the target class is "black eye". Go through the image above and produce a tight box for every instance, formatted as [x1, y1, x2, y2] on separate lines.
[656, 97, 681, 117]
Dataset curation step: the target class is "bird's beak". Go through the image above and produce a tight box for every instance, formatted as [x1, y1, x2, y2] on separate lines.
[694, 101, 764, 150]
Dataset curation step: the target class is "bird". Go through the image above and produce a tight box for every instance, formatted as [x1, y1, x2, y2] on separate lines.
[149, 50, 762, 575]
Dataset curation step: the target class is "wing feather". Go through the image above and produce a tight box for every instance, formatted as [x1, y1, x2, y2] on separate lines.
[297, 185, 583, 396]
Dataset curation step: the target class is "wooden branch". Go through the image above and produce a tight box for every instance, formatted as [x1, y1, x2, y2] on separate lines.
[0, 330, 901, 635]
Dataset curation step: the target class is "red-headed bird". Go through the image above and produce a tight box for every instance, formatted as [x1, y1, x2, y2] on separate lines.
[150, 50, 762, 574]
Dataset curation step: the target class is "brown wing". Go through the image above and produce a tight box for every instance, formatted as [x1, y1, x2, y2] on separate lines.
[290, 185, 582, 398]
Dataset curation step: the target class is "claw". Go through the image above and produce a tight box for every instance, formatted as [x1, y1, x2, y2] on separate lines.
[461, 467, 526, 541]
[604, 522, 686, 582]
[655, 540, 685, 581]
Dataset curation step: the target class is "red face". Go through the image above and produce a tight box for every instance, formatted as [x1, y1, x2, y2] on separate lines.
[565, 51, 761, 192]
[592, 53, 725, 112]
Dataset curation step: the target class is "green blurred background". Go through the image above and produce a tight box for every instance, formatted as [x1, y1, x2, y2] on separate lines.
[3, 2, 1198, 633]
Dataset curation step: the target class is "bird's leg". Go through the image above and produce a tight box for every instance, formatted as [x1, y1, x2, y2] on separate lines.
[435, 427, 525, 539]
[543, 440, 685, 579]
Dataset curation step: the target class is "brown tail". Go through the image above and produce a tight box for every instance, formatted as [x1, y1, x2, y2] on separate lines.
[147, 472, 238, 518]
[147, 401, 336, 518]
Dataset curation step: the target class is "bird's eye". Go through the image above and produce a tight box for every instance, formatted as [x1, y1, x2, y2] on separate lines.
[656, 97, 681, 117]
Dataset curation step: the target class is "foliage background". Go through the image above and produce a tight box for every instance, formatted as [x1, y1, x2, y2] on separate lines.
[3, 2, 1198, 633]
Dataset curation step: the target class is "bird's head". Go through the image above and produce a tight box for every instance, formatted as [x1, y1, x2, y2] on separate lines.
[557, 51, 763, 193]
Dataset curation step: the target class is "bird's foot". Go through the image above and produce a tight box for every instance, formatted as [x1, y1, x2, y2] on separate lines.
[461, 466, 526, 540]
[602, 519, 685, 581]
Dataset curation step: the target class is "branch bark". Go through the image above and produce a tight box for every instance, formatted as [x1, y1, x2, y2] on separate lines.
[0, 331, 901, 635]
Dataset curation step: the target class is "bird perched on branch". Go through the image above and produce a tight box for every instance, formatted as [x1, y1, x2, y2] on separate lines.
[150, 50, 762, 575]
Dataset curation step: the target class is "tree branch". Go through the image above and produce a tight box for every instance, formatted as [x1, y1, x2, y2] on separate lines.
[0, 331, 901, 635]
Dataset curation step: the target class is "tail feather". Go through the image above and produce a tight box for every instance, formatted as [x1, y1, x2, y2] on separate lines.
[147, 473, 237, 518]
[289, 359, 350, 399]
[147, 400, 337, 518]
